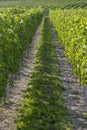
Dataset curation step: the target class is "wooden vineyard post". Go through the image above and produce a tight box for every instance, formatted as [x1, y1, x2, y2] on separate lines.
[83, 86, 87, 103]
[5, 79, 10, 104]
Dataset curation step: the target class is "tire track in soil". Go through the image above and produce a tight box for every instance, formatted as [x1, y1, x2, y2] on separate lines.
[52, 26, 87, 130]
[0, 20, 43, 130]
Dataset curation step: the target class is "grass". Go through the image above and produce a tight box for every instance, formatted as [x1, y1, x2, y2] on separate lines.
[16, 17, 71, 130]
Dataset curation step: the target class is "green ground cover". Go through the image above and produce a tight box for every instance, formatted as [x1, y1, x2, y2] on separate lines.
[17, 17, 71, 130]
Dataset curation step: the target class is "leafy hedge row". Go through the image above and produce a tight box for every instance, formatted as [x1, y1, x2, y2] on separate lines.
[49, 10, 87, 86]
[0, 7, 43, 97]
[17, 17, 69, 130]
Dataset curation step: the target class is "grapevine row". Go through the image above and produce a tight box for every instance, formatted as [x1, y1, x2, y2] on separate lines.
[49, 9, 87, 86]
[0, 7, 43, 97]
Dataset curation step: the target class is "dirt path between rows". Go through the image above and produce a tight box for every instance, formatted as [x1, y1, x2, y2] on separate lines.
[52, 26, 87, 130]
[0, 20, 43, 130]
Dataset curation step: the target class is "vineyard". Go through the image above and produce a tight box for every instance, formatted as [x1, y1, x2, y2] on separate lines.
[0, 0, 87, 9]
[0, 0, 87, 130]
